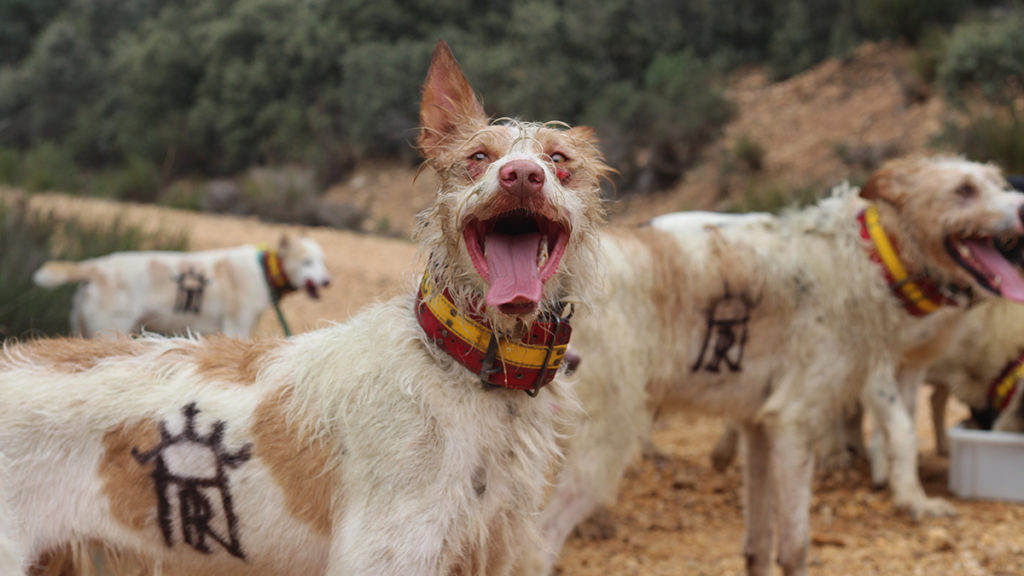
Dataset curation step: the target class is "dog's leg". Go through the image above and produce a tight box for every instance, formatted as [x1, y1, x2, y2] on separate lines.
[864, 368, 954, 519]
[929, 384, 950, 456]
[771, 424, 813, 576]
[740, 422, 775, 576]
[711, 423, 740, 472]
[0, 483, 27, 575]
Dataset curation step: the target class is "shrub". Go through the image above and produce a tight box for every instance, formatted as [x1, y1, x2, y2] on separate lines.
[89, 156, 163, 202]
[0, 195, 187, 340]
[938, 11, 1024, 108]
[21, 142, 81, 192]
[939, 114, 1024, 174]
[728, 181, 824, 214]
[733, 134, 766, 171]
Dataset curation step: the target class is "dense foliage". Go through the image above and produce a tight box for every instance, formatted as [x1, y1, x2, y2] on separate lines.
[0, 0, 999, 194]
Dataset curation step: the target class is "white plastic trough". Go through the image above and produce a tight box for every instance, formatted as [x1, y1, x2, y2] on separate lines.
[947, 424, 1024, 503]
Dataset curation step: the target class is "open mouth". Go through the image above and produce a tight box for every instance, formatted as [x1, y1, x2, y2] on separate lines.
[463, 208, 569, 316]
[945, 235, 1024, 302]
[304, 279, 321, 300]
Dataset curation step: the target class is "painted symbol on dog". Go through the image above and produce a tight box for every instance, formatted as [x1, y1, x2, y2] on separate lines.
[132, 403, 252, 559]
[174, 268, 208, 314]
[692, 295, 752, 373]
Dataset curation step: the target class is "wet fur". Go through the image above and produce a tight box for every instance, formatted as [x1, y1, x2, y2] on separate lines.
[540, 157, 1024, 576]
[2, 41, 609, 576]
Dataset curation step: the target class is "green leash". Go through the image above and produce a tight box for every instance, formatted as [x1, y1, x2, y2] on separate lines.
[258, 248, 293, 337]
[270, 295, 292, 337]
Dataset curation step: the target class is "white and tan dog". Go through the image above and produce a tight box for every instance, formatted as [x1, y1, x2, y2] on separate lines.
[0, 40, 609, 576]
[32, 235, 331, 338]
[927, 299, 1024, 450]
[540, 157, 1024, 576]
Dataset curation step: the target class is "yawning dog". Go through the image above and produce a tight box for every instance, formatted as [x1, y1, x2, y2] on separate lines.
[0, 40, 608, 576]
[32, 235, 331, 338]
[540, 157, 1024, 575]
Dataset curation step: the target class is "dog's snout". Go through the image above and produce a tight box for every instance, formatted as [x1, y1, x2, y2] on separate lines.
[499, 160, 545, 198]
[1018, 203, 1024, 227]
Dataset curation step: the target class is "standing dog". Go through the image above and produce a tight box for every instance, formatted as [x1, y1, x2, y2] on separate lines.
[0, 40, 608, 576]
[32, 235, 331, 338]
[540, 157, 1024, 575]
[927, 299, 1024, 450]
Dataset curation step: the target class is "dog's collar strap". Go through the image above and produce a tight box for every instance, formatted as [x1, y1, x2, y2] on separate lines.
[857, 205, 954, 317]
[988, 352, 1024, 414]
[257, 246, 296, 300]
[415, 273, 571, 396]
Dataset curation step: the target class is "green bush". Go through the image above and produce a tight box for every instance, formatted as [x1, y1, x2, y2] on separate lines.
[728, 181, 824, 214]
[21, 142, 81, 192]
[940, 114, 1024, 173]
[733, 134, 766, 171]
[0, 147, 22, 184]
[0, 195, 188, 340]
[938, 11, 1024, 107]
[88, 156, 163, 202]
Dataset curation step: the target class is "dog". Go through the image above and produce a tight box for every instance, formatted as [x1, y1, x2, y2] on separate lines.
[924, 299, 1024, 453]
[32, 235, 331, 338]
[539, 157, 1024, 576]
[0, 40, 609, 576]
[716, 300, 1024, 477]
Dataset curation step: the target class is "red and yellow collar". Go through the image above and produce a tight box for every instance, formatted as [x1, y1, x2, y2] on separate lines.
[989, 353, 1024, 413]
[415, 273, 571, 396]
[258, 246, 295, 300]
[858, 205, 954, 317]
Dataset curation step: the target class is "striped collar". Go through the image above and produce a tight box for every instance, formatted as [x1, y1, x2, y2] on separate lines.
[257, 246, 296, 301]
[858, 205, 955, 317]
[415, 272, 571, 396]
[989, 352, 1024, 414]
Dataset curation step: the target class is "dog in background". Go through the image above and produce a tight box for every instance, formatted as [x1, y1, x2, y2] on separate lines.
[33, 235, 330, 338]
[1, 40, 609, 576]
[540, 157, 1024, 576]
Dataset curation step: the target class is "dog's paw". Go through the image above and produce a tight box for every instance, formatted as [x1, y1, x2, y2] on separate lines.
[902, 496, 957, 521]
[572, 508, 617, 541]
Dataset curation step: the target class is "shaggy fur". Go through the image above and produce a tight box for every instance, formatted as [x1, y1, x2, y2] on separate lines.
[540, 157, 1024, 576]
[1, 41, 609, 576]
[32, 235, 331, 338]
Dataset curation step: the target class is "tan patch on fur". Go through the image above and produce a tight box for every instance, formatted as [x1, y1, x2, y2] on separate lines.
[190, 336, 279, 384]
[99, 418, 162, 531]
[13, 338, 142, 373]
[252, 387, 338, 534]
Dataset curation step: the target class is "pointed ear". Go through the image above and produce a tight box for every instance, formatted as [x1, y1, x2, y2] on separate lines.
[418, 40, 487, 158]
[564, 125, 597, 143]
[278, 233, 291, 252]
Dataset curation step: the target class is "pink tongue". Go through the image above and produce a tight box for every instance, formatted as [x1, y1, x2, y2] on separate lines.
[484, 232, 543, 309]
[967, 240, 1024, 302]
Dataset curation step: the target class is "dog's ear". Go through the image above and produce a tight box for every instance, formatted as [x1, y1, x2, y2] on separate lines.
[564, 126, 597, 142]
[419, 40, 487, 158]
[859, 165, 904, 207]
[278, 233, 291, 253]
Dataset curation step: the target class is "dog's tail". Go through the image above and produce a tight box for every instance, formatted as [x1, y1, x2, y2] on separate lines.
[33, 261, 93, 288]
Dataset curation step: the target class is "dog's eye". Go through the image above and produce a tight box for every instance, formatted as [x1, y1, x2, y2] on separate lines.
[955, 182, 978, 199]
[469, 151, 488, 162]
[551, 152, 568, 164]
[303, 259, 313, 266]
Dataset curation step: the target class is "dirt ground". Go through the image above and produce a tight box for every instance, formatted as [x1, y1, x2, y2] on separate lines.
[10, 190, 1023, 576]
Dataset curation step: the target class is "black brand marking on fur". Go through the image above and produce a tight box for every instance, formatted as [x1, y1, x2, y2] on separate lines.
[132, 403, 252, 559]
[692, 295, 752, 373]
[175, 268, 209, 314]
[472, 466, 487, 497]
